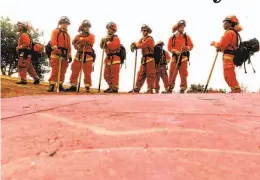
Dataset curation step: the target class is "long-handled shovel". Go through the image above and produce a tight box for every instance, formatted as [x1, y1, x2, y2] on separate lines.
[204, 51, 219, 92]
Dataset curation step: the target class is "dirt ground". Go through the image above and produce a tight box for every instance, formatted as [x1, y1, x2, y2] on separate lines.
[1, 75, 260, 180]
[1, 75, 100, 98]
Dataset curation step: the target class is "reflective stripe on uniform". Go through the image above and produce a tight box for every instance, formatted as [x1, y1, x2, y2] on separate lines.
[223, 54, 234, 61]
[141, 58, 154, 65]
[171, 56, 188, 63]
[106, 60, 121, 65]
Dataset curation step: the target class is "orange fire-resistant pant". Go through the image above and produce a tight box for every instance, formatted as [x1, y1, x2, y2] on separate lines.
[18, 55, 39, 82]
[104, 64, 120, 90]
[223, 55, 241, 93]
[135, 60, 156, 91]
[168, 58, 188, 91]
[154, 65, 169, 92]
[48, 57, 69, 85]
[70, 60, 93, 87]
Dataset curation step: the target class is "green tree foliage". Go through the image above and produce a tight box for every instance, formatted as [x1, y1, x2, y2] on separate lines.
[1, 16, 49, 80]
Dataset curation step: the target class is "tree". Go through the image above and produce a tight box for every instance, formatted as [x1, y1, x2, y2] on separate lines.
[1, 16, 49, 80]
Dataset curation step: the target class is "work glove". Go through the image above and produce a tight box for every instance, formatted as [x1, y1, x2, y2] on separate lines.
[130, 42, 137, 52]
[182, 46, 190, 52]
[102, 37, 109, 44]
[53, 49, 62, 56]
[68, 54, 72, 63]
[171, 49, 181, 55]
[210, 41, 217, 47]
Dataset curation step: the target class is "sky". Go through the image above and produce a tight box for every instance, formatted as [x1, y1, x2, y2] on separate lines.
[1, 0, 260, 92]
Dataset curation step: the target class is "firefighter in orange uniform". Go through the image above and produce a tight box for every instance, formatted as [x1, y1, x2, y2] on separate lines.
[66, 20, 95, 92]
[129, 24, 155, 94]
[100, 22, 121, 93]
[211, 15, 242, 93]
[47, 16, 72, 92]
[154, 41, 171, 93]
[167, 20, 194, 93]
[16, 21, 40, 84]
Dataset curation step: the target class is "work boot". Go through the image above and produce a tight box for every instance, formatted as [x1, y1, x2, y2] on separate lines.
[108, 88, 118, 93]
[59, 85, 66, 92]
[33, 79, 40, 85]
[103, 87, 111, 93]
[145, 88, 153, 94]
[128, 89, 139, 93]
[161, 91, 169, 94]
[47, 84, 55, 92]
[166, 86, 173, 93]
[154, 89, 159, 94]
[180, 90, 185, 94]
[16, 81, 27, 85]
[85, 87, 90, 93]
[66, 86, 77, 92]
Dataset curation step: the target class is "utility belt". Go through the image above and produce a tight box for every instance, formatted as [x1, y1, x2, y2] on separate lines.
[107, 52, 120, 64]
[223, 49, 235, 55]
[18, 48, 32, 59]
[142, 54, 154, 66]
[58, 47, 68, 58]
[77, 51, 94, 62]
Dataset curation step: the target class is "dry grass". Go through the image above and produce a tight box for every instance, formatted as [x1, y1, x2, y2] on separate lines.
[1, 75, 101, 98]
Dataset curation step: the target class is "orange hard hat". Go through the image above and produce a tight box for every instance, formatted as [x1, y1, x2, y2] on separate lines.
[223, 15, 239, 25]
[106, 22, 117, 32]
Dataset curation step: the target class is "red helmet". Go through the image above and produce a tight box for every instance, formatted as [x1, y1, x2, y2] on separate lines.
[58, 16, 70, 25]
[223, 15, 239, 25]
[78, 20, 91, 32]
[17, 21, 30, 31]
[106, 22, 117, 32]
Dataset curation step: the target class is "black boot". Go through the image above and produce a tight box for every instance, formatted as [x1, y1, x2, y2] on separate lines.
[47, 84, 55, 92]
[104, 87, 111, 93]
[33, 79, 40, 85]
[166, 86, 173, 93]
[66, 86, 77, 92]
[128, 89, 139, 93]
[180, 89, 185, 94]
[85, 87, 90, 93]
[108, 88, 118, 93]
[16, 81, 27, 85]
[59, 85, 66, 92]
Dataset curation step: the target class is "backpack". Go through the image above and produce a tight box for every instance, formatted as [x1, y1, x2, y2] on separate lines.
[111, 35, 126, 67]
[153, 45, 166, 67]
[22, 33, 44, 60]
[172, 33, 190, 62]
[230, 29, 259, 72]
[92, 48, 96, 62]
[45, 28, 69, 58]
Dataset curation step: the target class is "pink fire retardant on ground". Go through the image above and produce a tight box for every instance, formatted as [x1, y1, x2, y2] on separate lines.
[2, 93, 260, 180]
